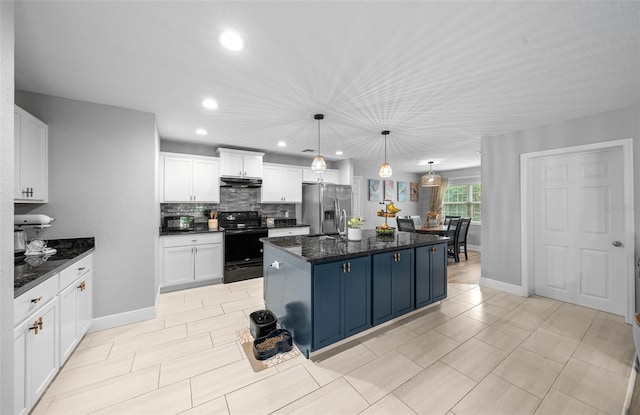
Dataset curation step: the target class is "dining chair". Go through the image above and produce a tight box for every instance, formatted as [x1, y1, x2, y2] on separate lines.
[444, 215, 461, 226]
[446, 218, 462, 262]
[409, 215, 422, 229]
[457, 218, 472, 260]
[396, 217, 416, 232]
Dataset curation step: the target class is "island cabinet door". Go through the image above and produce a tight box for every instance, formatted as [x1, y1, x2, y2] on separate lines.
[343, 256, 371, 337]
[431, 243, 448, 301]
[373, 249, 415, 325]
[313, 262, 344, 350]
[415, 246, 432, 308]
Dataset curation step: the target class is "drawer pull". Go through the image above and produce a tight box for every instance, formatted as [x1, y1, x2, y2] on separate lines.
[78, 267, 86, 271]
[31, 296, 42, 304]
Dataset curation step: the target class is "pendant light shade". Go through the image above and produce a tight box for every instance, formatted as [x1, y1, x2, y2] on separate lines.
[421, 161, 442, 187]
[311, 114, 327, 173]
[379, 130, 392, 178]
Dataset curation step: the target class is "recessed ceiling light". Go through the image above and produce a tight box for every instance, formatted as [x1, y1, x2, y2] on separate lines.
[335, 151, 343, 155]
[219, 31, 244, 51]
[202, 99, 218, 110]
[196, 129, 207, 136]
[277, 141, 286, 147]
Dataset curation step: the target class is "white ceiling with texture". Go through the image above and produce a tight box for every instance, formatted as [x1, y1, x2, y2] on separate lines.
[14, 1, 640, 173]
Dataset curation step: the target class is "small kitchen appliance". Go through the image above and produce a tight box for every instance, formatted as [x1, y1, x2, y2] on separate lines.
[162, 215, 195, 232]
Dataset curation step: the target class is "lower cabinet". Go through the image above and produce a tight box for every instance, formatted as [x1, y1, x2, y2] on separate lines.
[307, 243, 446, 353]
[416, 243, 447, 306]
[59, 272, 92, 364]
[372, 249, 415, 325]
[161, 234, 223, 286]
[14, 297, 59, 415]
[312, 256, 371, 350]
[14, 253, 94, 415]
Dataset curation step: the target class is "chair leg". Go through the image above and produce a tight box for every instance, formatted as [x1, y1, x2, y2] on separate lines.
[463, 242, 468, 260]
[454, 245, 460, 262]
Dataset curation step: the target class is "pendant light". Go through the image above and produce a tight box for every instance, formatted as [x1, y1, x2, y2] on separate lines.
[311, 114, 327, 173]
[379, 130, 392, 178]
[421, 161, 442, 187]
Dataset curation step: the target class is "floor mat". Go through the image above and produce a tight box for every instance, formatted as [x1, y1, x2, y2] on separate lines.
[236, 327, 301, 372]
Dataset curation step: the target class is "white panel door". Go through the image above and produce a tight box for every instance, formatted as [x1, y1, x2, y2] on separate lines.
[261, 164, 283, 202]
[194, 243, 223, 281]
[192, 159, 219, 202]
[533, 148, 626, 315]
[281, 166, 302, 203]
[163, 246, 195, 285]
[163, 157, 193, 202]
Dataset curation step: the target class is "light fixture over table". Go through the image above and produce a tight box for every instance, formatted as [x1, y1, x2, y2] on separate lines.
[421, 161, 441, 187]
[311, 114, 327, 173]
[379, 130, 392, 178]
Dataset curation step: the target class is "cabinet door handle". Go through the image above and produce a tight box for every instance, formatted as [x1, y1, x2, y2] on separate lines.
[29, 317, 43, 335]
[195, 247, 198, 254]
[342, 263, 347, 273]
[31, 296, 42, 304]
[244, 171, 247, 176]
[238, 170, 242, 176]
[347, 262, 351, 272]
[432, 247, 438, 254]
[397, 253, 401, 262]
[77, 281, 86, 291]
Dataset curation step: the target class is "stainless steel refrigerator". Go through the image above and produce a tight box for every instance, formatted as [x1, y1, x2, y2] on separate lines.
[302, 183, 352, 235]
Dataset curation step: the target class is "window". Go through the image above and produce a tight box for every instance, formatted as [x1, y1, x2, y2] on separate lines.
[443, 183, 481, 222]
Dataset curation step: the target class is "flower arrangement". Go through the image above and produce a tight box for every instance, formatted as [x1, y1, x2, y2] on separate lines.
[348, 216, 365, 229]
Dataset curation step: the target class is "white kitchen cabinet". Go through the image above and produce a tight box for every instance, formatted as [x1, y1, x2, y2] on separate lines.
[302, 168, 339, 184]
[261, 163, 303, 203]
[162, 153, 220, 203]
[268, 226, 310, 238]
[14, 297, 58, 415]
[161, 233, 223, 287]
[218, 148, 264, 179]
[14, 105, 48, 203]
[59, 255, 93, 364]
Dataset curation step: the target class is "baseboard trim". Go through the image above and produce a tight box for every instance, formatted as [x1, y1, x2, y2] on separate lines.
[467, 245, 481, 252]
[88, 306, 157, 333]
[479, 277, 523, 296]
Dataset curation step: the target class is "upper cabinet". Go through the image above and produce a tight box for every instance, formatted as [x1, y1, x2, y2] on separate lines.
[261, 163, 303, 203]
[217, 148, 264, 179]
[14, 106, 48, 203]
[302, 168, 339, 184]
[161, 153, 220, 203]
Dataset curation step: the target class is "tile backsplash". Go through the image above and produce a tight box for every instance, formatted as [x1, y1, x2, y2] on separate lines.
[160, 187, 296, 224]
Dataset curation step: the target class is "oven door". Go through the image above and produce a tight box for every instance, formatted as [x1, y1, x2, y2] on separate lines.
[223, 228, 268, 283]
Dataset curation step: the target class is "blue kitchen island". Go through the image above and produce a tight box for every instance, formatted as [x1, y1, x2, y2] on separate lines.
[261, 230, 448, 358]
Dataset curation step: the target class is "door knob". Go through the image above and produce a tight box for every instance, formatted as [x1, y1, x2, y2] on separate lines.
[612, 240, 623, 247]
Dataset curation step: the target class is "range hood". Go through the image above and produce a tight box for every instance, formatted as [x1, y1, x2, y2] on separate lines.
[220, 177, 262, 188]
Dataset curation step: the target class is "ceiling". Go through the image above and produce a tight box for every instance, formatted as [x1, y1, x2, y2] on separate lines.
[14, 1, 640, 174]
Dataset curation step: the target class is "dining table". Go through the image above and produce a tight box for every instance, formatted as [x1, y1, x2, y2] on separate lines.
[415, 225, 451, 237]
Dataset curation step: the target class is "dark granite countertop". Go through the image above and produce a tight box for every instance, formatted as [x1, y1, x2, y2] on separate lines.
[159, 224, 223, 236]
[14, 237, 95, 298]
[261, 229, 447, 264]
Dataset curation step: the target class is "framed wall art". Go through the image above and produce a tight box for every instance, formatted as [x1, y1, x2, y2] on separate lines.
[410, 182, 419, 201]
[383, 180, 394, 201]
[369, 179, 381, 201]
[397, 181, 408, 202]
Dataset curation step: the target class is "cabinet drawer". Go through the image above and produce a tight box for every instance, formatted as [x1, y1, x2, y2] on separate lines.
[162, 233, 222, 248]
[268, 227, 310, 238]
[59, 255, 92, 290]
[14, 274, 59, 326]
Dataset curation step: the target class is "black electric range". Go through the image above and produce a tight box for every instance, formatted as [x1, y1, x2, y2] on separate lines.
[218, 211, 268, 283]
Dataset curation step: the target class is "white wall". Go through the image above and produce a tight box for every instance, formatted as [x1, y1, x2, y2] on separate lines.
[0, 2, 15, 412]
[482, 105, 640, 295]
[353, 161, 423, 229]
[15, 91, 158, 320]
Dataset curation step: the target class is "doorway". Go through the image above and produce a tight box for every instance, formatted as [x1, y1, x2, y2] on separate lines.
[521, 139, 635, 322]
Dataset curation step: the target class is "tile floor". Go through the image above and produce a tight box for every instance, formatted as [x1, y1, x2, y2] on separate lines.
[32, 252, 634, 414]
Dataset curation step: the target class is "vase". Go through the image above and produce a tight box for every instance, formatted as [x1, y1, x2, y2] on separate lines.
[348, 228, 362, 241]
